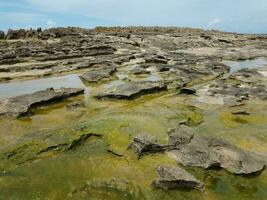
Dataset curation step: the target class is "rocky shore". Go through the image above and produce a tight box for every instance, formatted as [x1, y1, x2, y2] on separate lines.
[0, 27, 266, 200]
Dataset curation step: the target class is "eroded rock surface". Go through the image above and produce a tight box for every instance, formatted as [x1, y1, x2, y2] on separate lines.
[97, 81, 167, 99]
[206, 68, 267, 106]
[128, 134, 165, 158]
[0, 87, 84, 117]
[129, 125, 266, 175]
[168, 126, 267, 174]
[154, 165, 204, 191]
[80, 65, 117, 82]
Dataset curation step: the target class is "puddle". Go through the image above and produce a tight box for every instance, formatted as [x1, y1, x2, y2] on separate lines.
[223, 58, 267, 73]
[0, 74, 90, 100]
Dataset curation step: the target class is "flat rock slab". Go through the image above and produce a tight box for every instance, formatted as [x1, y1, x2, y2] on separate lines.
[0, 87, 84, 118]
[80, 66, 117, 83]
[167, 125, 266, 175]
[97, 81, 167, 99]
[154, 165, 204, 191]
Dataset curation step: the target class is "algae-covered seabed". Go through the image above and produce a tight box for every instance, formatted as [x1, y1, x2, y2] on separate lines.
[0, 80, 266, 200]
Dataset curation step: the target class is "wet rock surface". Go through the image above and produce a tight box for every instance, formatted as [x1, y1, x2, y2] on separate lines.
[0, 87, 84, 117]
[97, 81, 167, 99]
[154, 165, 204, 191]
[206, 68, 267, 106]
[0, 27, 266, 199]
[128, 134, 165, 158]
[129, 125, 266, 175]
[80, 65, 117, 82]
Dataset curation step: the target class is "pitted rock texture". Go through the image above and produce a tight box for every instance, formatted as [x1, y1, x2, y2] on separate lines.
[97, 81, 167, 99]
[129, 125, 266, 175]
[154, 165, 204, 191]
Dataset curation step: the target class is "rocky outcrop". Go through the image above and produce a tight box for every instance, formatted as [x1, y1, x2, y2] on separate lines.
[97, 81, 167, 99]
[0, 88, 84, 118]
[128, 134, 165, 158]
[129, 125, 266, 175]
[168, 126, 266, 175]
[154, 165, 204, 191]
[208, 68, 267, 105]
[80, 65, 117, 82]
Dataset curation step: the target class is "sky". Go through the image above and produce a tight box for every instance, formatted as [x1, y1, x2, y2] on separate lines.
[0, 0, 267, 33]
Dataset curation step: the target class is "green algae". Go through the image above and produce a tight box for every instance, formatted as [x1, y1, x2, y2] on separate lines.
[0, 89, 266, 200]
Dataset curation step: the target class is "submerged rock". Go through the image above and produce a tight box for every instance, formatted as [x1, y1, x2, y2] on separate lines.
[128, 134, 165, 158]
[154, 165, 204, 191]
[97, 81, 167, 99]
[0, 87, 84, 117]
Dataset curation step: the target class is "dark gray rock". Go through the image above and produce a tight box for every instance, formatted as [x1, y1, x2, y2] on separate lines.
[0, 31, 5, 40]
[179, 87, 196, 95]
[128, 134, 165, 158]
[231, 110, 250, 115]
[97, 81, 167, 99]
[154, 165, 204, 191]
[155, 64, 172, 72]
[0, 88, 84, 118]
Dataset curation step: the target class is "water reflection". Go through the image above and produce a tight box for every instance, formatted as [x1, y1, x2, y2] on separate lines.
[0, 74, 90, 100]
[223, 58, 267, 73]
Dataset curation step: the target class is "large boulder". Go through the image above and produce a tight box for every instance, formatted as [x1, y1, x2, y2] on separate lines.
[0, 88, 84, 118]
[153, 165, 204, 191]
[97, 81, 167, 99]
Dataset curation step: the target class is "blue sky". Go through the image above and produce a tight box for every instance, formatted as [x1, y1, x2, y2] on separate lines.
[0, 0, 267, 33]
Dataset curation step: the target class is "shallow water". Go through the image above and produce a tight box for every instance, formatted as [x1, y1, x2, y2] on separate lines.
[0, 89, 266, 199]
[223, 58, 267, 73]
[0, 74, 89, 100]
[0, 66, 267, 199]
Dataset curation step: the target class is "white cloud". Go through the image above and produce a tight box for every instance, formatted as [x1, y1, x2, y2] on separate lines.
[46, 20, 56, 28]
[208, 18, 221, 27]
